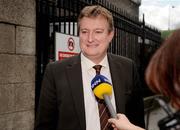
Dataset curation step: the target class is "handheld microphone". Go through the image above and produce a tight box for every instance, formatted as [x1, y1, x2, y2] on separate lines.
[91, 74, 117, 118]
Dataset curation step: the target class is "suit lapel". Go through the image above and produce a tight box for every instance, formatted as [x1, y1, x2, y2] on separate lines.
[65, 54, 126, 129]
[108, 54, 126, 113]
[66, 55, 86, 130]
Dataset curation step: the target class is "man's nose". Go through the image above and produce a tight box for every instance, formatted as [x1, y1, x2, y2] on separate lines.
[88, 32, 94, 42]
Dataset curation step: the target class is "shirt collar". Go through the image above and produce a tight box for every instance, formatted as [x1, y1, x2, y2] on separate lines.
[81, 53, 108, 70]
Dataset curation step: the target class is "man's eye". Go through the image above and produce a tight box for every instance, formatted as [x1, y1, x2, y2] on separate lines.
[95, 30, 103, 33]
[82, 31, 87, 34]
[81, 30, 88, 33]
[96, 31, 103, 33]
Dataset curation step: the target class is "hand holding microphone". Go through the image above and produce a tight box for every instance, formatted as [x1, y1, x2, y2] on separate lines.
[91, 74, 118, 118]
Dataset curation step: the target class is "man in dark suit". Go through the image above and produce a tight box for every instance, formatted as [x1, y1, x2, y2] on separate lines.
[35, 5, 145, 130]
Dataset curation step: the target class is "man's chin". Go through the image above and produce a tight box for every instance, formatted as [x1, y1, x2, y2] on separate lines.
[84, 53, 99, 58]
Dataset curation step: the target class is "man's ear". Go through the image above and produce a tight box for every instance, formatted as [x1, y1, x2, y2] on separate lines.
[108, 30, 114, 42]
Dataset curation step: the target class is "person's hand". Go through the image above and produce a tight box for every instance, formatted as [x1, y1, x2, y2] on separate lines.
[108, 114, 145, 130]
[108, 114, 133, 130]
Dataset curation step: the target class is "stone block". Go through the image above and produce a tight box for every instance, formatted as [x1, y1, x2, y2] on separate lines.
[0, 23, 15, 53]
[107, 0, 139, 16]
[0, 54, 17, 84]
[0, 110, 34, 130]
[13, 110, 34, 130]
[0, 0, 36, 27]
[0, 112, 14, 130]
[0, 84, 15, 114]
[15, 55, 35, 83]
[0, 54, 35, 84]
[16, 26, 35, 55]
[15, 83, 35, 111]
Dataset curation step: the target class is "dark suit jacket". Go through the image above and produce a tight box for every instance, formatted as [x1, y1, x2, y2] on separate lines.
[35, 53, 145, 130]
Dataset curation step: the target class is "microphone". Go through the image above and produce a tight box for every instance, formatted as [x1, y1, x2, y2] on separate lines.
[91, 74, 117, 118]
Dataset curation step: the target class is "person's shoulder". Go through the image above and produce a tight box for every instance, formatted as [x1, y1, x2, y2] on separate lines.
[108, 53, 134, 64]
[46, 55, 80, 69]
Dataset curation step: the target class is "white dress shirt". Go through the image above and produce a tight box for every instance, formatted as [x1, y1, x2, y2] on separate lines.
[81, 53, 117, 130]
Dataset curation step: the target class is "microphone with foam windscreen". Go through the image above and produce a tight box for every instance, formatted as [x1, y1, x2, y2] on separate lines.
[91, 74, 118, 118]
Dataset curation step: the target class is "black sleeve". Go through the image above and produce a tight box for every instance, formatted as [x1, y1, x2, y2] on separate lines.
[34, 63, 58, 130]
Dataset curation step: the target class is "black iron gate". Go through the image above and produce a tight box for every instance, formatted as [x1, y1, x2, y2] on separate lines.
[36, 0, 162, 111]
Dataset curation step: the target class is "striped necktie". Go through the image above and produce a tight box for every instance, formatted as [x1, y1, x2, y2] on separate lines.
[93, 65, 112, 130]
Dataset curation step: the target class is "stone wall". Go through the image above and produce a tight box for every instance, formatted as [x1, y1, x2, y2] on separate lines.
[0, 0, 36, 130]
[107, 0, 140, 17]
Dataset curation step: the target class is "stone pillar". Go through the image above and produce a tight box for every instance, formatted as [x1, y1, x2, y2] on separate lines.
[107, 0, 140, 17]
[0, 0, 36, 130]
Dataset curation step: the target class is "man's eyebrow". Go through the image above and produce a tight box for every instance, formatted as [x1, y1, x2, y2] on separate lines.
[95, 28, 104, 30]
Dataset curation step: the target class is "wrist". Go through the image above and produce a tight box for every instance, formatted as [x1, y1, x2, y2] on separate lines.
[130, 124, 145, 130]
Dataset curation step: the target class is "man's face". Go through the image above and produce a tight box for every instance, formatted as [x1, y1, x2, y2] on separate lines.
[79, 15, 114, 63]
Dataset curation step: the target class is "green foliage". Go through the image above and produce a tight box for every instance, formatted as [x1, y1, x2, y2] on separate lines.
[161, 30, 174, 40]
